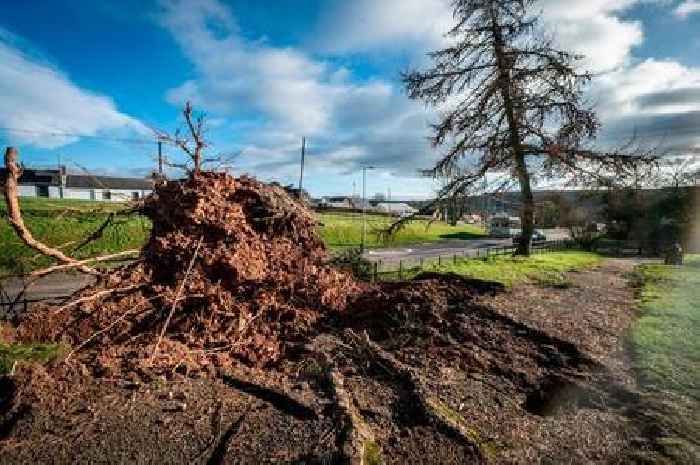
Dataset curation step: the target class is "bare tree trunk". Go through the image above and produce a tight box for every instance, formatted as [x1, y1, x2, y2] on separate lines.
[514, 152, 534, 256]
[3, 147, 99, 275]
[490, 6, 533, 255]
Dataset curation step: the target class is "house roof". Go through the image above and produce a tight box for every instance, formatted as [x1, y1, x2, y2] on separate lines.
[0, 168, 57, 185]
[1, 168, 153, 191]
[64, 174, 152, 190]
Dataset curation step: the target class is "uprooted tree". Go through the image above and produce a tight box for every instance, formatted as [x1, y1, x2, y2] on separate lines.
[403, 0, 655, 255]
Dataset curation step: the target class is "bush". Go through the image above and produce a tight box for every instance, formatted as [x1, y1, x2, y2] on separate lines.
[329, 247, 374, 280]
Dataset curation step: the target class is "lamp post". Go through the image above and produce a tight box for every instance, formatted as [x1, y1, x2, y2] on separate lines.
[361, 165, 375, 253]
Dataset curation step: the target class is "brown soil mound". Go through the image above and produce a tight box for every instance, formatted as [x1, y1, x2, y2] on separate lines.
[343, 274, 600, 399]
[17, 172, 361, 376]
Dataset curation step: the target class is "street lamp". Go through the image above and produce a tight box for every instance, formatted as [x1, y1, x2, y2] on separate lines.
[361, 165, 376, 253]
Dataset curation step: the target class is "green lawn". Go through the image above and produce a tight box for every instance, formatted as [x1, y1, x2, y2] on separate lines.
[0, 342, 64, 374]
[631, 257, 700, 399]
[629, 256, 700, 461]
[0, 198, 150, 276]
[318, 212, 485, 249]
[1, 198, 486, 275]
[393, 251, 603, 286]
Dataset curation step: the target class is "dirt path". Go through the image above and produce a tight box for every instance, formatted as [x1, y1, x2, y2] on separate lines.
[0, 259, 660, 464]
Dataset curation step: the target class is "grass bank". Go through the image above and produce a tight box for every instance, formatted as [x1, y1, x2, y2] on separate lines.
[0, 342, 63, 374]
[394, 251, 603, 286]
[0, 198, 150, 276]
[630, 257, 700, 399]
[629, 257, 700, 462]
[1, 198, 486, 275]
[318, 212, 485, 249]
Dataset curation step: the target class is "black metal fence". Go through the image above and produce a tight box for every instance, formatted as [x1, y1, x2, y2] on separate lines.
[370, 239, 574, 281]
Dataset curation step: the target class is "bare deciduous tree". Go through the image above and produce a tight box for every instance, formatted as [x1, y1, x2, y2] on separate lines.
[403, 0, 655, 255]
[156, 101, 207, 176]
[155, 102, 240, 177]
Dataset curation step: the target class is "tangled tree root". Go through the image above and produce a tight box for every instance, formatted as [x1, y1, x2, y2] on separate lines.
[344, 330, 489, 461]
[16, 172, 362, 377]
[321, 353, 381, 465]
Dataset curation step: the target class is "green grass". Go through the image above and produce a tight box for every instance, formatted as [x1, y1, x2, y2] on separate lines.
[0, 198, 150, 275]
[630, 256, 700, 399]
[628, 256, 700, 462]
[318, 212, 485, 249]
[397, 251, 602, 286]
[1, 198, 485, 274]
[0, 342, 64, 374]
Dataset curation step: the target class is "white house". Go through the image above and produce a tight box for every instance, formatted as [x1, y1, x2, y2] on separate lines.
[374, 202, 418, 217]
[2, 167, 153, 202]
[489, 212, 521, 237]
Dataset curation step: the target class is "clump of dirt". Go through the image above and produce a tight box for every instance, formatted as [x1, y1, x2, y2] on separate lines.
[343, 272, 600, 398]
[16, 172, 361, 376]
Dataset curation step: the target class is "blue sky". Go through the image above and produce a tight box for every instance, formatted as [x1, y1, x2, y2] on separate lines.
[1, 0, 699, 198]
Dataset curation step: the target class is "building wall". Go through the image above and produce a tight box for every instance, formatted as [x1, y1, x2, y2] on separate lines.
[16, 185, 152, 202]
[18, 185, 37, 197]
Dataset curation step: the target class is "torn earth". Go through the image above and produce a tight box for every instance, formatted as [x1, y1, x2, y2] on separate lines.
[1, 169, 670, 464]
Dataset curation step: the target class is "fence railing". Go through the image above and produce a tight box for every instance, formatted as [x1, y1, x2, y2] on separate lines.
[369, 239, 574, 281]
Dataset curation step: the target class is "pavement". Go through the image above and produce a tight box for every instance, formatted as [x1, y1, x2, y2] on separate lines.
[0, 273, 95, 316]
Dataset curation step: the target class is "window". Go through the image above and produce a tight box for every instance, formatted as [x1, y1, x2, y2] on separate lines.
[90, 190, 96, 201]
[132, 191, 140, 200]
[36, 185, 49, 197]
[103, 191, 111, 200]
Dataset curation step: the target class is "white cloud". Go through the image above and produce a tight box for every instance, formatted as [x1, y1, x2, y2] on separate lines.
[675, 0, 700, 18]
[161, 0, 347, 136]
[159, 0, 438, 180]
[594, 59, 700, 150]
[161, 0, 700, 195]
[313, 0, 646, 72]
[0, 31, 146, 149]
[539, 0, 644, 72]
[313, 0, 454, 54]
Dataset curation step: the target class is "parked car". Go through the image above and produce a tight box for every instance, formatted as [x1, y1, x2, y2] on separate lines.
[512, 229, 547, 244]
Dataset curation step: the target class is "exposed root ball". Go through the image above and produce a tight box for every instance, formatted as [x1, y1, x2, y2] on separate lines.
[18, 173, 361, 376]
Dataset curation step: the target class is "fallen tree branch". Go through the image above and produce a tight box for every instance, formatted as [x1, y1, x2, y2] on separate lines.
[64, 293, 163, 361]
[72, 213, 115, 252]
[51, 284, 145, 315]
[2, 147, 99, 276]
[30, 249, 140, 278]
[151, 234, 204, 360]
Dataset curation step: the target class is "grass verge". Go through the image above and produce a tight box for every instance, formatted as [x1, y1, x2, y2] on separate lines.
[630, 256, 700, 399]
[628, 256, 700, 462]
[392, 251, 602, 286]
[318, 212, 485, 249]
[0, 343, 64, 374]
[1, 198, 486, 274]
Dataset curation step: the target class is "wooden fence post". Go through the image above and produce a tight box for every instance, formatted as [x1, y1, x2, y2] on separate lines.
[398, 260, 403, 280]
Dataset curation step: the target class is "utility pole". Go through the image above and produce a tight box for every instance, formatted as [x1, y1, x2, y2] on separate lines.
[362, 166, 367, 253]
[57, 153, 64, 199]
[298, 136, 306, 197]
[361, 166, 375, 253]
[157, 139, 163, 175]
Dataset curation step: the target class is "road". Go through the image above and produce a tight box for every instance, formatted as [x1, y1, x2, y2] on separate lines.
[363, 228, 570, 266]
[1, 229, 570, 311]
[0, 273, 95, 316]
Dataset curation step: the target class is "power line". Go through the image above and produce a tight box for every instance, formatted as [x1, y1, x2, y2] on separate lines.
[0, 126, 154, 145]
